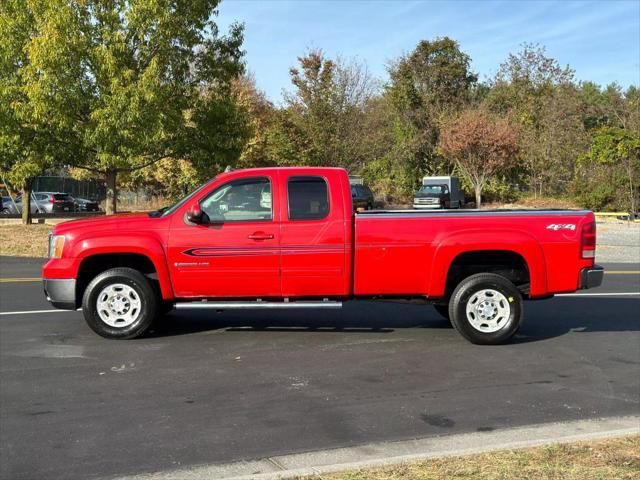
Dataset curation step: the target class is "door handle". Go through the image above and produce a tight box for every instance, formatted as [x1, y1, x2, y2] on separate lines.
[248, 232, 274, 240]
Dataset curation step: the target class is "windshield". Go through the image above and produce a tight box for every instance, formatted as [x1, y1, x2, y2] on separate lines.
[156, 178, 217, 217]
[418, 185, 447, 194]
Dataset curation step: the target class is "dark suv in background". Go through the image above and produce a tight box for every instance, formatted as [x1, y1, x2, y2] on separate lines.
[350, 184, 375, 210]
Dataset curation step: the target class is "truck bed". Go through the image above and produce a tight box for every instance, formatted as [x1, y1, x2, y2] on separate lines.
[353, 208, 595, 298]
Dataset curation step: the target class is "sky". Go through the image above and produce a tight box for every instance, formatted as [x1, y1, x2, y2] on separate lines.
[216, 0, 640, 103]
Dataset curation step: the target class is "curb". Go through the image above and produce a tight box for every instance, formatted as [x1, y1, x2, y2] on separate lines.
[114, 415, 640, 480]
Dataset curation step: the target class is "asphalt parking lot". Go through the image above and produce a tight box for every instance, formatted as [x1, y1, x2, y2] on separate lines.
[0, 257, 639, 480]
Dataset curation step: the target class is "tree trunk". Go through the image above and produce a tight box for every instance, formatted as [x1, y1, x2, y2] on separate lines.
[105, 170, 117, 215]
[474, 185, 482, 209]
[21, 182, 33, 225]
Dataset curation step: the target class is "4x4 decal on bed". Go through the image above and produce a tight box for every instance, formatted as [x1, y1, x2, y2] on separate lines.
[546, 223, 576, 231]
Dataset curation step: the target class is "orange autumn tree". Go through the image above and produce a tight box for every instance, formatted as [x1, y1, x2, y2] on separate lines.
[439, 109, 520, 208]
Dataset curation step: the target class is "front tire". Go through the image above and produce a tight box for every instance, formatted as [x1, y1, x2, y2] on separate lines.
[82, 267, 158, 339]
[449, 273, 522, 345]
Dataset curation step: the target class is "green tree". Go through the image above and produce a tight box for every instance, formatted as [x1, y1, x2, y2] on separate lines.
[0, 0, 78, 223]
[268, 50, 377, 171]
[486, 44, 579, 196]
[384, 37, 478, 198]
[575, 127, 640, 213]
[234, 75, 278, 168]
[3, 0, 245, 215]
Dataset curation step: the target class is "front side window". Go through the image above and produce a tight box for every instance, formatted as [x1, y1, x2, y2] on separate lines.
[288, 176, 329, 220]
[200, 177, 272, 222]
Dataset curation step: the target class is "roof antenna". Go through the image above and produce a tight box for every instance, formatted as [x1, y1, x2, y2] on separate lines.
[224, 165, 234, 173]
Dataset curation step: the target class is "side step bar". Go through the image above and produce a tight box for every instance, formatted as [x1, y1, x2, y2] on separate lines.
[174, 300, 342, 310]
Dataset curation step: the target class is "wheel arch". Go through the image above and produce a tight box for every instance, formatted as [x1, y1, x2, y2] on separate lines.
[74, 239, 173, 307]
[428, 230, 548, 298]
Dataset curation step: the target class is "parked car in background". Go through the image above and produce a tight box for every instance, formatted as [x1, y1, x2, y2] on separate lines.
[351, 183, 374, 210]
[2, 196, 18, 214]
[13, 192, 76, 214]
[11, 195, 42, 214]
[71, 197, 100, 212]
[414, 176, 464, 209]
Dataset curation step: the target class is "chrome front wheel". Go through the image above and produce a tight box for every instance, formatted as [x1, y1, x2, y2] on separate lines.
[96, 283, 142, 328]
[82, 268, 158, 339]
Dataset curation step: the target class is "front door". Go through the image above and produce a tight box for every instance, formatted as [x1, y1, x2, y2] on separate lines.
[167, 175, 280, 298]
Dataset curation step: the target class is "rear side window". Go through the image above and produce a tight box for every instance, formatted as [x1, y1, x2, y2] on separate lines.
[288, 176, 329, 220]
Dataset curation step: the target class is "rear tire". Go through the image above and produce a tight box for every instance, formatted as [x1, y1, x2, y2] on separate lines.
[82, 267, 158, 339]
[449, 273, 522, 345]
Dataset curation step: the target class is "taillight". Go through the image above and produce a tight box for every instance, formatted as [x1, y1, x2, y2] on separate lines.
[581, 220, 596, 259]
[50, 197, 55, 203]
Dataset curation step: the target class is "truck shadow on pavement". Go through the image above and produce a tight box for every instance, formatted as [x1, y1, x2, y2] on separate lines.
[147, 297, 640, 343]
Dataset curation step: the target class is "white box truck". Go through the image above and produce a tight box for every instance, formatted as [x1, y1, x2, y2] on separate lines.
[413, 176, 464, 209]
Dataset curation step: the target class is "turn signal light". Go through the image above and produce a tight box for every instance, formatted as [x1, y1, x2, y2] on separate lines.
[48, 234, 65, 258]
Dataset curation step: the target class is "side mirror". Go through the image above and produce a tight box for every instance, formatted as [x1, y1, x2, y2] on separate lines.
[186, 205, 205, 224]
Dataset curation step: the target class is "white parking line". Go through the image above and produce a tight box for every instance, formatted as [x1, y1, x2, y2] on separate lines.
[0, 309, 81, 316]
[1, 293, 639, 317]
[556, 292, 640, 297]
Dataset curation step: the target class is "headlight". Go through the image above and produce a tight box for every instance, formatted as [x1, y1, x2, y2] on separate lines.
[48, 234, 65, 258]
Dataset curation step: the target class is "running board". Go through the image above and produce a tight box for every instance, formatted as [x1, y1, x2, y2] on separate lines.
[174, 300, 342, 310]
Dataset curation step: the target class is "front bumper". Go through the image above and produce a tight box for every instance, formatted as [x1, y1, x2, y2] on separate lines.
[43, 279, 76, 309]
[413, 204, 442, 209]
[579, 265, 604, 289]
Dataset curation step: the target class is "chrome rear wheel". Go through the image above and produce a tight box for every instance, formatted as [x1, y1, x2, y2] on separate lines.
[449, 273, 523, 345]
[465, 288, 511, 333]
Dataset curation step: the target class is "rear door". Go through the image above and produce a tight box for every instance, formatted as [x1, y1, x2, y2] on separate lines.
[279, 171, 349, 297]
[167, 175, 281, 298]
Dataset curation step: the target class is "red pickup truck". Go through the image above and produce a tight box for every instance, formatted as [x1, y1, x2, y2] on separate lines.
[43, 167, 603, 344]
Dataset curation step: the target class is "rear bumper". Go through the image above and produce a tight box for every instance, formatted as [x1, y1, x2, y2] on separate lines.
[579, 265, 604, 289]
[43, 279, 76, 309]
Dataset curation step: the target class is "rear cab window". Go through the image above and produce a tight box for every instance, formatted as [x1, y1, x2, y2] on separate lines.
[287, 176, 329, 220]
